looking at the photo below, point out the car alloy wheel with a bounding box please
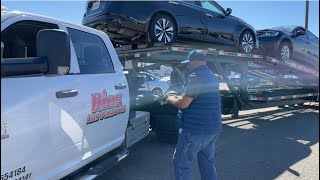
[154,18,174,43]
[280,45,290,60]
[241,33,254,53]
[152,88,163,96]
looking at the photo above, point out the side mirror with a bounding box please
[296,29,306,36]
[37,29,71,75]
[225,8,232,16]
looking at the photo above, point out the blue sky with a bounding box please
[2,1,319,37]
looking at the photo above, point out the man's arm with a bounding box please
[166,72,200,109]
[166,95,194,109]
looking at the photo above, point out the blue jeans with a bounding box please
[173,128,220,180]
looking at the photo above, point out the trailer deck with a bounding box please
[115,43,319,117]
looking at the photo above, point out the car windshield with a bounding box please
[271,25,296,32]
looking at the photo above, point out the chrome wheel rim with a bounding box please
[241,33,254,53]
[152,89,162,96]
[281,45,290,60]
[154,18,174,43]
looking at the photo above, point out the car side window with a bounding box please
[201,1,224,15]
[1,21,59,59]
[307,32,319,45]
[143,74,154,81]
[67,27,114,74]
[148,75,155,81]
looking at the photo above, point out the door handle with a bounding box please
[115,84,127,90]
[56,90,78,99]
[206,13,213,18]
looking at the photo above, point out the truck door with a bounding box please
[65,25,130,162]
[1,19,86,179]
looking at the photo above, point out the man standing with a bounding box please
[166,50,222,180]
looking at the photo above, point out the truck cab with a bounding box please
[1,8,131,180]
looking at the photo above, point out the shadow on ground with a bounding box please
[97,104,319,180]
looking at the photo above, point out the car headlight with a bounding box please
[259,31,279,37]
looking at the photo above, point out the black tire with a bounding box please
[153,113,179,144]
[152,88,163,96]
[239,30,255,54]
[278,105,286,108]
[149,14,177,45]
[277,41,292,61]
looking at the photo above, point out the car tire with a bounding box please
[152,88,163,96]
[149,14,177,45]
[277,41,292,61]
[239,30,255,54]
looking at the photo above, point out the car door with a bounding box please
[1,18,86,179]
[199,1,236,46]
[171,1,207,41]
[291,27,310,65]
[306,31,319,68]
[65,25,129,163]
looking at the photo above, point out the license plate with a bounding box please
[91,1,100,10]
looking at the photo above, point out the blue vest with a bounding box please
[178,66,222,134]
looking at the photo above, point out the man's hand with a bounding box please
[165,95,177,104]
[166,95,193,109]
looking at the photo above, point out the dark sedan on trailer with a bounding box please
[257,25,319,68]
[82,1,259,53]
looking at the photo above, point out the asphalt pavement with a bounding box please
[97,103,319,180]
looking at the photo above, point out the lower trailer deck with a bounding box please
[116,44,319,117]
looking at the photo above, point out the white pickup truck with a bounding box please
[1,7,150,180]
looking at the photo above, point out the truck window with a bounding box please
[66,27,115,74]
[1,21,59,59]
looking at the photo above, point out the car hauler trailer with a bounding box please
[114,43,319,143]
[2,7,318,180]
